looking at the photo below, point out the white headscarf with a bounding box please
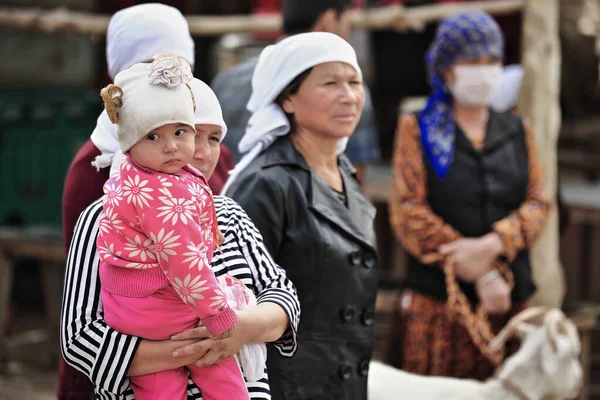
[221,32,362,194]
[91,3,195,172]
[106,3,194,81]
[189,78,228,139]
[489,64,523,112]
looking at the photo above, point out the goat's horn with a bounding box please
[490,307,551,350]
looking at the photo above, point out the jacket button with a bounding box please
[358,360,370,377]
[339,364,353,380]
[340,306,356,322]
[361,252,376,269]
[348,251,362,266]
[361,309,375,326]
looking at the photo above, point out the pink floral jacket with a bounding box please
[97,156,237,336]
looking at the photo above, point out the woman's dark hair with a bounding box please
[275,68,313,133]
[282,0,351,35]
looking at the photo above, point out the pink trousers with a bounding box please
[102,285,249,400]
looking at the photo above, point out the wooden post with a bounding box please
[578,0,600,78]
[518,0,565,308]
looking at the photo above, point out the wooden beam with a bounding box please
[0,0,525,37]
[355,0,525,32]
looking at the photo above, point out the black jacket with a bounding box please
[405,110,536,303]
[226,136,378,400]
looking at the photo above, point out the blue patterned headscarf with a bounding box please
[419,11,504,178]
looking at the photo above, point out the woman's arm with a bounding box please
[492,121,551,262]
[60,198,208,394]
[127,338,203,376]
[389,114,462,263]
[233,196,299,355]
[170,197,300,363]
[60,199,140,395]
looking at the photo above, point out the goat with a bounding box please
[368,307,583,400]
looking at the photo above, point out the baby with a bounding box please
[96,54,249,400]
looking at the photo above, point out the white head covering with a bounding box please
[189,78,228,139]
[109,54,195,153]
[488,64,524,112]
[106,3,195,80]
[221,32,362,194]
[91,3,195,171]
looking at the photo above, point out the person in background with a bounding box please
[211,0,379,183]
[489,64,570,235]
[388,11,550,380]
[224,32,378,400]
[59,4,233,399]
[60,77,300,400]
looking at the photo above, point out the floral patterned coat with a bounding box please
[96,156,237,335]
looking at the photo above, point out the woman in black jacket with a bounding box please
[224,32,378,400]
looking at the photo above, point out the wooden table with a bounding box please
[0,227,64,368]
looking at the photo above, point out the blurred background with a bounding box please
[0,0,599,399]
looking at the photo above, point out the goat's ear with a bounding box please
[541,335,571,375]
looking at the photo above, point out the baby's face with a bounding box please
[129,123,196,174]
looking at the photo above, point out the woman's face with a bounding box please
[190,124,222,180]
[281,62,364,142]
[443,55,501,85]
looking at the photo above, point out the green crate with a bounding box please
[0,86,100,228]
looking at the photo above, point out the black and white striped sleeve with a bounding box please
[60,198,141,395]
[218,197,300,357]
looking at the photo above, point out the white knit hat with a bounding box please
[104,54,196,153]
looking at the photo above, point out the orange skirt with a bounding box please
[387,290,525,381]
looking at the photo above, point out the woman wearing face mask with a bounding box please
[388,11,550,380]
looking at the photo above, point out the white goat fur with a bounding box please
[368,308,583,400]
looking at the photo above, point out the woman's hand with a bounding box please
[439,233,504,282]
[475,274,511,314]
[171,311,255,368]
[171,302,288,367]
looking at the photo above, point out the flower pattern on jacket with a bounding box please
[156,197,196,225]
[97,156,236,326]
[124,235,156,262]
[122,174,153,208]
[172,274,210,305]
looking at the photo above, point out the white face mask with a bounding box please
[449,65,502,106]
